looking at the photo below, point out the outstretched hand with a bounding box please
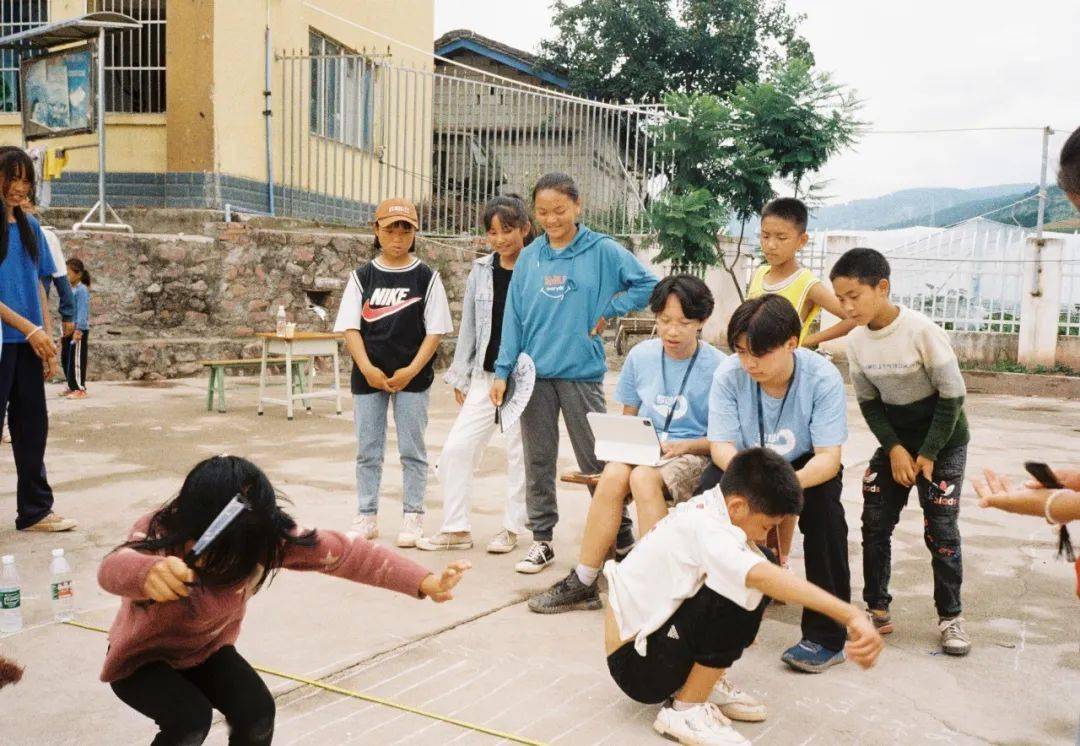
[420,560,472,603]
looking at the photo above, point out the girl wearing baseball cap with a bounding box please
[333,199,453,547]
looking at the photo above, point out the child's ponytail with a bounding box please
[67,258,91,287]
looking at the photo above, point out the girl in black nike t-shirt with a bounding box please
[333,198,453,548]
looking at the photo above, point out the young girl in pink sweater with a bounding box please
[98,455,469,746]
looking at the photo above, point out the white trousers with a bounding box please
[435,371,527,534]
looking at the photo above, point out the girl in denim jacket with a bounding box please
[417,196,534,555]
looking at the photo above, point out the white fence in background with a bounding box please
[276,51,668,235]
[816,219,1077,334]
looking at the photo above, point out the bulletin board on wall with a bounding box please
[20,43,96,141]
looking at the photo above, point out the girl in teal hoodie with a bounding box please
[490,172,657,574]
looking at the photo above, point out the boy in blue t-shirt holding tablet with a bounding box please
[700,294,850,673]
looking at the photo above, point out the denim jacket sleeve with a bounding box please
[443,264,479,393]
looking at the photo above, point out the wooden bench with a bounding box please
[613,316,657,355]
[201,357,311,413]
[560,471,602,489]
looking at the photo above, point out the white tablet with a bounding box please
[587,412,671,467]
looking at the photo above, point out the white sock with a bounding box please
[574,563,599,586]
[672,699,701,711]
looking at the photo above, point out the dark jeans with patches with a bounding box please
[861,443,966,618]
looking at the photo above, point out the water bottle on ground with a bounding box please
[276,305,287,336]
[0,555,22,633]
[49,549,74,622]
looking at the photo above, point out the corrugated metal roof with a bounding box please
[0,12,139,50]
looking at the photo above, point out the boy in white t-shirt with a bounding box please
[603,448,883,745]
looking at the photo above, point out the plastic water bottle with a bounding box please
[0,554,21,633]
[49,548,74,622]
[276,305,287,336]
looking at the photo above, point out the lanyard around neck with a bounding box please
[659,342,700,435]
[756,354,797,448]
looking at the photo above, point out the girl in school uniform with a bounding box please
[62,258,91,398]
[0,148,73,532]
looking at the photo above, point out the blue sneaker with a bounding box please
[781,639,845,673]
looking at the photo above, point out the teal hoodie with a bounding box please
[494,225,657,381]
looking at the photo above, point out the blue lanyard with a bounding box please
[756,355,797,448]
[659,343,700,436]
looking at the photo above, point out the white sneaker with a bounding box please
[416,531,473,551]
[351,514,378,540]
[653,702,749,745]
[397,513,424,548]
[514,541,554,574]
[486,530,518,554]
[939,616,971,656]
[711,678,767,722]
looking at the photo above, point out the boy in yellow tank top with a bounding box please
[747,198,856,348]
[746,198,856,566]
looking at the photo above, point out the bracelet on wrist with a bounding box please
[1045,490,1067,525]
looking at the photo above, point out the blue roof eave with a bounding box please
[435,38,569,90]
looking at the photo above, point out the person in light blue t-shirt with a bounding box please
[701,294,850,675]
[706,343,846,459]
[528,276,728,618]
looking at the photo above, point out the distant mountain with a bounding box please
[725,183,1039,236]
[808,184,1035,230]
[880,185,1075,232]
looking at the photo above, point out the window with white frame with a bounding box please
[309,30,375,149]
[0,0,48,113]
[88,0,165,113]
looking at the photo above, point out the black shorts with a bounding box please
[606,585,768,704]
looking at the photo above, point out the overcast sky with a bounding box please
[434,0,1078,205]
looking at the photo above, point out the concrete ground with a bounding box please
[0,373,1078,745]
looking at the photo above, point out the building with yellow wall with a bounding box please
[0,0,433,219]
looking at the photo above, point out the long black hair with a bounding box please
[119,455,316,592]
[482,193,536,243]
[66,258,91,287]
[0,148,39,266]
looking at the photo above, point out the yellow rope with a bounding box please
[64,620,546,745]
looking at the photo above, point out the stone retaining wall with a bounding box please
[52,222,479,380]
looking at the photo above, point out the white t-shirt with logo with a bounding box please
[603,487,767,656]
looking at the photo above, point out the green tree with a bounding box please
[538,0,811,102]
[648,57,861,297]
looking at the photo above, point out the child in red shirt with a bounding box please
[98,455,469,745]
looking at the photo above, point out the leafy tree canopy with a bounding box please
[538,0,813,101]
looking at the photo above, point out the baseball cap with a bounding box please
[374,198,419,229]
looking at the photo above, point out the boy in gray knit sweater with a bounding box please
[830,248,971,657]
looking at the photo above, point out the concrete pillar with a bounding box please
[1018,235,1064,367]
